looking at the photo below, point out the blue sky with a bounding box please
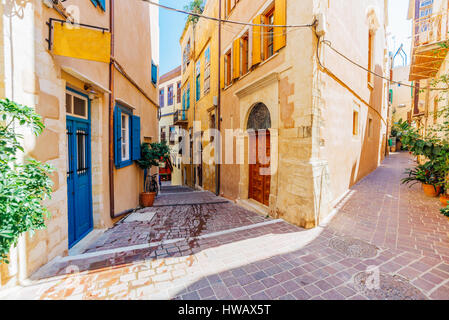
[388,0,412,67]
[159,0,191,76]
[159,0,412,74]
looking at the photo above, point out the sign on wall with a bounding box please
[52,23,111,63]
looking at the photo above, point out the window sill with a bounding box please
[224,53,280,90]
[259,52,279,67]
[116,160,133,169]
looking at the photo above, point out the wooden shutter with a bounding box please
[274,0,286,52]
[220,55,225,88]
[131,115,141,161]
[113,106,121,167]
[252,15,262,66]
[233,38,240,79]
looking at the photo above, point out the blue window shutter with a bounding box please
[114,106,121,167]
[187,88,190,109]
[97,0,106,11]
[131,116,141,161]
[151,62,158,85]
[91,0,106,11]
[182,91,185,110]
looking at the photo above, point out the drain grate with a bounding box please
[329,236,379,259]
[354,272,427,300]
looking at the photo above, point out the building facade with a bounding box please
[0,0,159,288]
[391,66,414,125]
[408,0,449,138]
[180,0,389,229]
[159,66,182,186]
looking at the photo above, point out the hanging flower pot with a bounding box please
[422,184,441,197]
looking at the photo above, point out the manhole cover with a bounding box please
[329,236,378,258]
[354,272,427,300]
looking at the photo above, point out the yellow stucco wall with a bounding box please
[0,0,158,288]
[180,0,389,229]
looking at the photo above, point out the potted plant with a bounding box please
[440,205,449,219]
[401,162,443,197]
[136,142,170,207]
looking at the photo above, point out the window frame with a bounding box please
[224,49,232,86]
[352,105,360,137]
[167,85,174,106]
[159,88,165,108]
[121,113,130,162]
[66,91,88,120]
[177,81,182,104]
[241,32,249,75]
[115,104,138,169]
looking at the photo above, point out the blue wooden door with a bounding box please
[66,117,93,248]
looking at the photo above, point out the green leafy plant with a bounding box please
[136,142,170,193]
[0,98,54,264]
[401,162,444,190]
[184,0,204,25]
[394,119,449,193]
[440,205,449,218]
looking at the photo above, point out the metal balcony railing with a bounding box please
[174,109,187,124]
[413,12,449,49]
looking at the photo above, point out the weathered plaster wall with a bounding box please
[159,71,182,186]
[0,0,158,288]
[391,66,413,124]
[316,0,388,220]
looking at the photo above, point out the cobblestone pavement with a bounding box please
[2,153,449,300]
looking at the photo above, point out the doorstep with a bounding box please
[68,229,106,256]
[236,198,270,217]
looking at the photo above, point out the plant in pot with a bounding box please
[440,205,449,219]
[136,142,170,207]
[401,161,444,197]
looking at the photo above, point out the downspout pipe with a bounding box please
[215,0,222,196]
[108,0,116,218]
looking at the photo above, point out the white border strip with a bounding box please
[58,219,284,263]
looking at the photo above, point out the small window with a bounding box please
[353,110,359,136]
[168,85,174,106]
[66,91,88,119]
[225,50,232,86]
[177,81,182,103]
[66,93,72,113]
[159,89,165,108]
[265,12,275,60]
[121,113,130,161]
[114,105,141,168]
[161,126,166,143]
[368,118,373,138]
[241,32,249,75]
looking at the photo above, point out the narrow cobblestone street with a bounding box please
[2,153,449,300]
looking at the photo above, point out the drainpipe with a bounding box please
[108,0,116,218]
[215,0,222,196]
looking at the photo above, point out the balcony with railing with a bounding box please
[174,109,188,125]
[409,12,449,81]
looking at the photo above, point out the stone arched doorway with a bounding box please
[247,103,271,206]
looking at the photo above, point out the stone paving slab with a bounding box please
[82,200,270,254]
[2,153,449,300]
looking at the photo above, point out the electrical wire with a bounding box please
[149,0,447,92]
[143,0,316,29]
[320,39,448,91]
